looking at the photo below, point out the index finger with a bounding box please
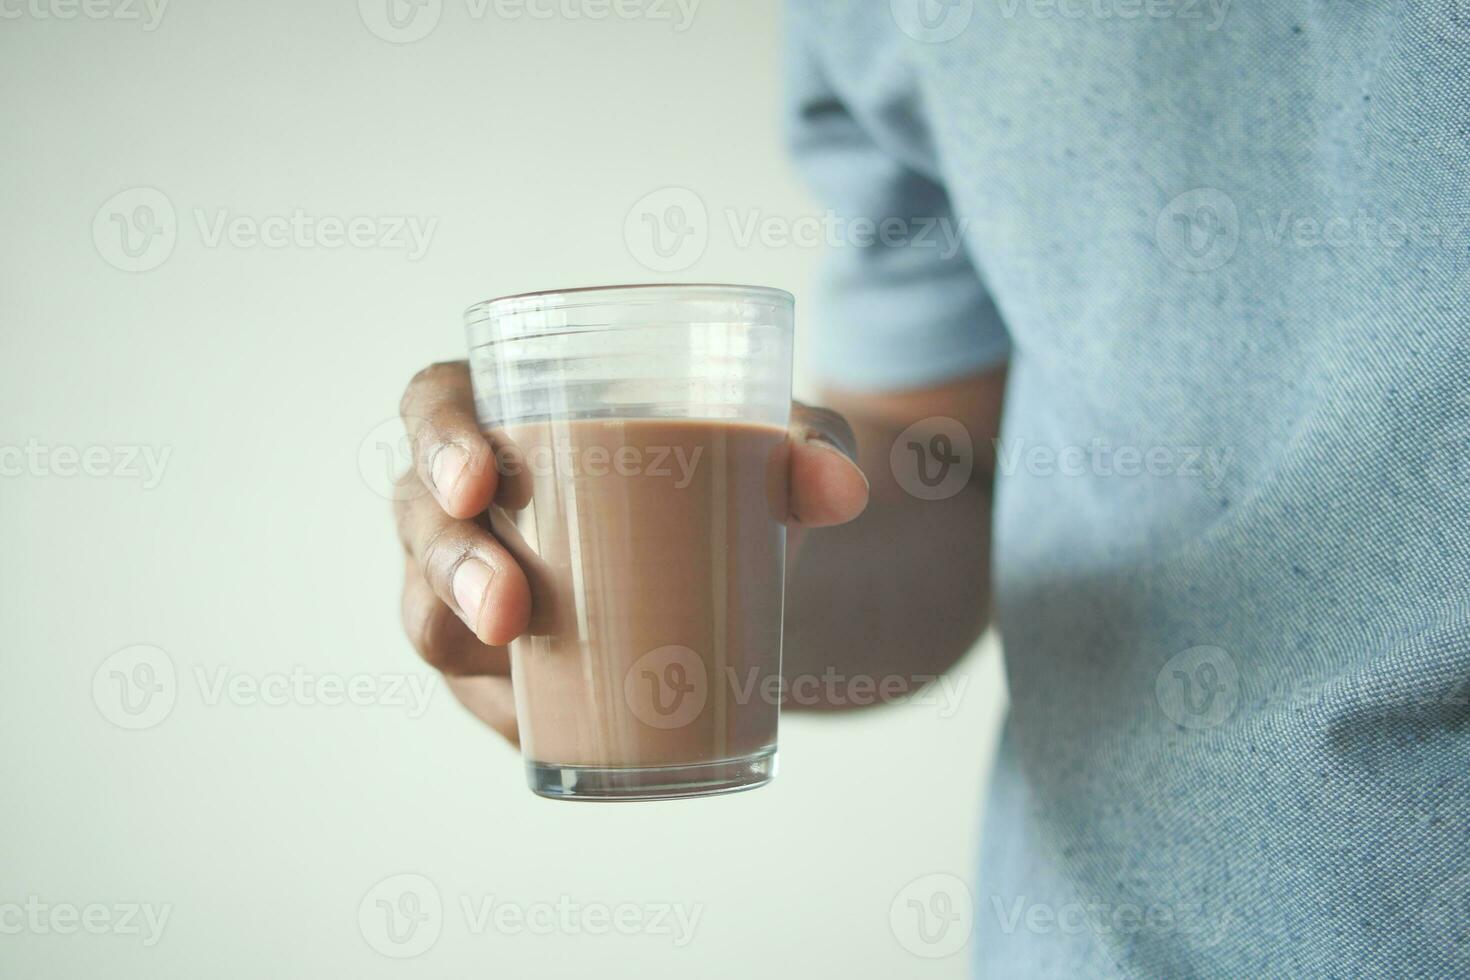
[400,360,498,519]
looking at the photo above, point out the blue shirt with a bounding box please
[786,2,1470,975]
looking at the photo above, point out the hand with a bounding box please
[392,360,870,743]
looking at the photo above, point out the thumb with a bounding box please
[788,402,869,528]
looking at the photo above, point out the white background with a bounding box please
[0,1,1006,976]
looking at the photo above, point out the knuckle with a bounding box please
[421,360,467,392]
[401,590,440,653]
[401,360,464,415]
[392,487,431,549]
[393,468,422,507]
[419,520,473,578]
[409,421,443,471]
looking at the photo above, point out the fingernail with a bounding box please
[805,430,859,466]
[431,444,469,502]
[452,559,495,634]
[804,430,869,490]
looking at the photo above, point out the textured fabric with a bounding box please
[786,2,1470,976]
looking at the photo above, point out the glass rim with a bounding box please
[465,282,794,322]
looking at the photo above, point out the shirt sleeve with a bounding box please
[785,22,1011,390]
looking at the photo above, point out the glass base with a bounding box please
[527,748,776,802]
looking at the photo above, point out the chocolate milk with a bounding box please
[488,418,789,770]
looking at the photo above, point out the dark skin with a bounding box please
[392,360,1006,742]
